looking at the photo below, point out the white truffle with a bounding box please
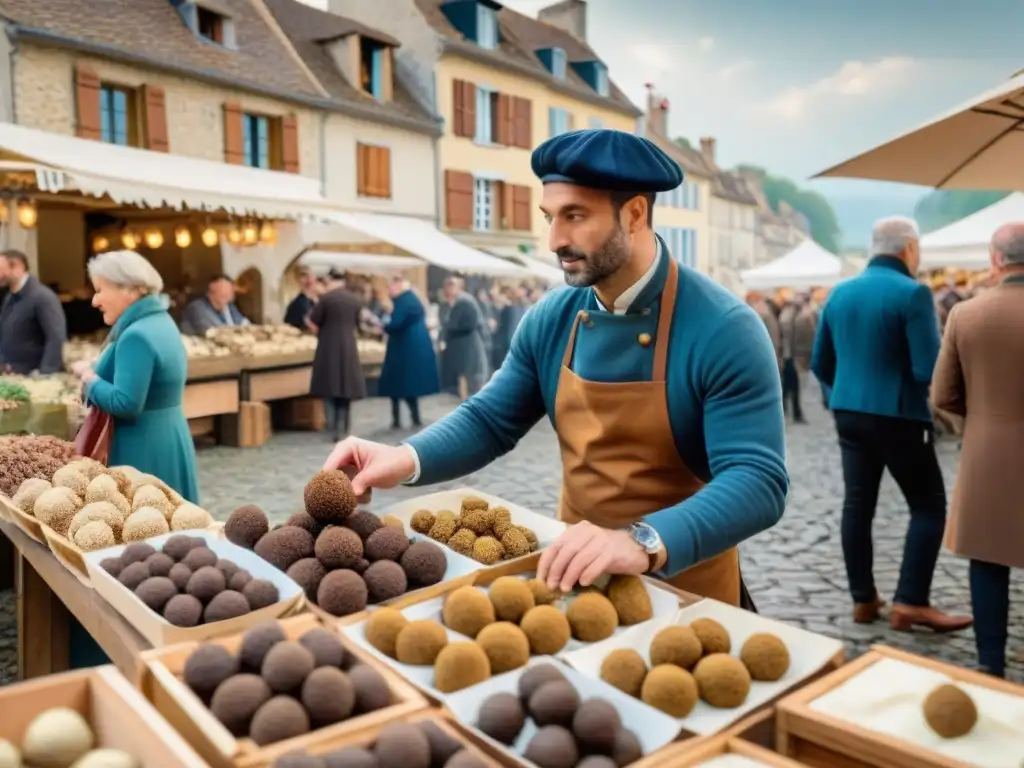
[33,487,82,536]
[64,458,105,480]
[68,502,124,542]
[21,707,94,768]
[169,503,212,532]
[0,739,21,768]
[130,485,171,519]
[121,507,169,541]
[13,478,51,514]
[52,467,89,499]
[73,521,116,552]
[70,749,138,768]
[84,474,119,504]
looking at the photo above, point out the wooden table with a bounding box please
[0,519,150,681]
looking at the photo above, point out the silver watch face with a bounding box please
[630,523,660,553]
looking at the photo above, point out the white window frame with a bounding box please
[476,3,498,50]
[594,64,609,97]
[549,106,569,137]
[551,47,567,80]
[473,177,494,232]
[588,116,604,129]
[475,86,494,144]
[656,226,697,270]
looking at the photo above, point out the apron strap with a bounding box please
[560,310,586,369]
[652,257,680,382]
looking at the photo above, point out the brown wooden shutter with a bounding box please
[462,81,477,137]
[356,143,368,195]
[141,84,169,152]
[494,181,513,229]
[451,79,465,137]
[512,185,532,231]
[223,101,244,165]
[495,94,512,146]
[376,147,391,198]
[445,170,474,230]
[566,111,575,130]
[75,66,102,140]
[281,114,300,173]
[513,97,532,149]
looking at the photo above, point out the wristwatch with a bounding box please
[628,522,662,573]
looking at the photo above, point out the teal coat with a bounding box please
[86,295,199,503]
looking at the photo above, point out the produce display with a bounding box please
[0,705,141,768]
[0,435,75,496]
[357,338,386,365]
[224,470,448,617]
[12,459,214,551]
[409,496,540,565]
[63,335,105,368]
[0,374,82,408]
[474,663,642,768]
[923,683,977,738]
[180,620,393,746]
[0,379,29,411]
[180,336,233,359]
[203,325,317,356]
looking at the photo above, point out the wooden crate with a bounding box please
[776,644,1024,768]
[139,613,428,768]
[221,401,272,448]
[277,396,325,431]
[183,379,240,420]
[653,733,811,766]
[187,355,243,381]
[247,366,312,401]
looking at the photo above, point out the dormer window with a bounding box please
[594,63,609,97]
[360,38,385,99]
[180,1,236,49]
[440,1,500,51]
[571,60,611,98]
[476,2,498,49]
[197,7,223,43]
[544,47,566,80]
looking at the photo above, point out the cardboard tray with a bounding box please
[653,734,813,767]
[139,613,429,768]
[84,529,305,647]
[1,492,46,543]
[0,665,206,768]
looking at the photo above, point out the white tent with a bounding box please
[920,192,1024,270]
[741,239,843,291]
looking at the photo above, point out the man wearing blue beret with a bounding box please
[325,129,788,607]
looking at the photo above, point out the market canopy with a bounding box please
[0,121,332,219]
[299,250,424,274]
[920,192,1023,270]
[741,239,843,291]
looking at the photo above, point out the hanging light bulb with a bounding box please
[258,220,276,244]
[227,225,244,246]
[16,198,37,229]
[121,229,139,250]
[0,202,9,224]
[242,220,259,245]
[143,228,164,250]
[174,224,192,248]
[201,226,219,248]
[92,235,110,253]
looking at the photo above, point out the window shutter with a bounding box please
[356,143,369,195]
[462,81,477,138]
[495,94,512,146]
[74,66,102,140]
[141,84,169,152]
[281,114,300,173]
[451,79,464,137]
[566,111,575,130]
[512,185,532,231]
[494,181,513,229]
[223,101,244,164]
[445,170,474,230]
[513,97,532,149]
[375,147,391,199]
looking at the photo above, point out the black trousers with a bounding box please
[970,559,1010,676]
[782,358,803,421]
[833,410,947,607]
[391,397,421,427]
[323,397,350,439]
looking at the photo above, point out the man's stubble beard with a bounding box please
[558,223,631,288]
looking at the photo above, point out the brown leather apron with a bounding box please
[554,257,742,605]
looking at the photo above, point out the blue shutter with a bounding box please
[371,47,384,99]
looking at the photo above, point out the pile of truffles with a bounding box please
[0,706,140,768]
[475,664,642,768]
[268,720,486,768]
[922,683,977,739]
[13,459,213,551]
[0,435,75,496]
[409,496,540,565]
[203,324,317,356]
[182,621,393,746]
[103,537,280,627]
[225,470,448,617]
[599,618,790,717]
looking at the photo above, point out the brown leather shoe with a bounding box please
[889,604,973,633]
[852,597,885,624]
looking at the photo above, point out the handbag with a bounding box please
[75,405,113,465]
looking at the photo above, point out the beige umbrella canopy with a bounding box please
[814,69,1024,189]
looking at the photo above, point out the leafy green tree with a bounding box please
[914,190,1008,233]
[674,137,694,151]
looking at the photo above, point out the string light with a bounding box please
[227,226,244,246]
[143,228,164,249]
[259,220,276,244]
[121,230,139,250]
[16,198,37,229]
[174,225,192,248]
[242,220,259,245]
[92,235,110,253]
[201,227,219,247]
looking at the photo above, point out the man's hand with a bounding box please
[323,437,416,497]
[536,520,648,593]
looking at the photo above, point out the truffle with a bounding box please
[301,667,355,725]
[323,748,376,768]
[70,748,139,768]
[566,593,619,643]
[287,558,327,602]
[162,535,194,561]
[395,620,448,665]
[120,541,156,566]
[460,496,488,514]
[400,541,447,587]
[186,566,226,603]
[100,557,122,577]
[380,515,402,530]
[249,696,310,746]
[518,663,566,703]
[205,590,251,622]
[316,569,368,617]
[692,654,750,708]
[572,699,621,755]
[459,510,491,535]
[606,576,652,626]
[168,562,193,591]
[131,484,171,515]
[477,692,525,745]
[145,552,175,578]
[184,644,239,700]
[475,622,530,674]
[73,520,115,552]
[121,508,170,541]
[171,503,213,532]
[164,594,203,627]
[442,586,495,638]
[523,726,578,768]
[446,529,477,557]
[14,477,51,513]
[599,649,648,698]
[575,759,616,768]
[365,527,410,562]
[471,536,504,565]
[255,527,316,572]
[53,466,89,498]
[262,641,316,693]
[216,558,241,580]
[365,607,409,658]
[242,579,280,610]
[105,468,133,497]
[641,664,698,717]
[690,618,731,656]
[488,577,535,623]
[649,625,702,671]
[229,570,253,591]
[426,511,457,543]
[345,510,384,541]
[33,486,80,536]
[518,527,539,552]
[299,627,347,669]
[739,633,790,682]
[210,674,272,735]
[364,560,408,603]
[500,529,531,559]
[528,680,580,728]
[349,663,392,713]
[240,621,287,670]
[272,753,325,768]
[21,706,94,768]
[315,527,364,570]
[409,510,434,535]
[68,501,124,542]
[434,642,491,693]
[923,683,977,738]
[225,505,269,549]
[83,473,118,504]
[304,470,357,522]
[527,579,561,606]
[117,561,151,591]
[420,721,462,768]
[374,722,430,768]
[285,511,321,536]
[134,576,178,613]
[611,730,642,767]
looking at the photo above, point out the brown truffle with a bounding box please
[120,542,156,567]
[225,505,270,548]
[518,663,566,703]
[442,586,495,638]
[410,510,434,535]
[611,729,642,767]
[210,674,272,735]
[381,515,404,530]
[573,699,622,755]
[459,510,491,535]
[529,680,580,728]
[315,527,364,570]
[471,536,504,565]
[476,622,530,674]
[262,641,316,693]
[396,620,448,665]
[365,526,411,562]
[641,664,698,717]
[299,627,347,669]
[243,579,280,610]
[216,558,241,580]
[301,667,355,725]
[100,557,122,577]
[600,649,648,698]
[145,552,175,578]
[182,546,218,571]
[365,607,410,658]
[117,561,151,591]
[434,642,491,693]
[418,721,463,768]
[349,663,392,713]
[500,529,531,559]
[575,758,616,768]
[690,618,731,656]
[527,579,561,606]
[923,683,978,738]
[374,722,430,768]
[460,496,489,514]
[692,653,750,708]
[488,577,535,623]
[317,569,368,617]
[345,510,384,541]
[164,594,203,627]
[519,605,572,656]
[324,749,376,768]
[364,560,408,603]
[606,576,652,626]
[649,625,703,671]
[400,541,447,587]
[240,621,287,670]
[184,644,239,700]
[304,470,357,522]
[168,562,192,591]
[229,569,253,591]
[426,511,457,543]
[739,633,790,682]
[524,726,578,768]
[285,511,321,536]
[287,558,327,601]
[249,696,310,746]
[205,590,251,622]
[446,528,477,557]
[186,566,226,603]
[566,593,619,643]
[135,576,178,613]
[255,527,316,572]
[477,691,525,745]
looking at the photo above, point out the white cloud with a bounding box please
[718,60,754,80]
[750,57,917,121]
[628,43,675,75]
[697,36,715,53]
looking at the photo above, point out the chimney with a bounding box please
[538,0,587,42]
[645,83,668,136]
[699,136,716,164]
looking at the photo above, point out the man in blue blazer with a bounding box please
[812,216,972,633]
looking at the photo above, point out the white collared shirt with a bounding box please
[593,242,663,314]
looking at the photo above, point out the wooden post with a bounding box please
[0,535,14,591]
[16,553,69,679]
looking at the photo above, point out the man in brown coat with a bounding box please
[932,222,1024,678]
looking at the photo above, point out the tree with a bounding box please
[674,137,694,151]
[734,165,842,253]
[914,190,1009,233]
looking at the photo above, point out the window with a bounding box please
[197,7,223,43]
[360,39,385,99]
[99,85,135,146]
[475,87,499,143]
[550,47,567,80]
[588,116,604,129]
[473,178,494,231]
[242,113,271,169]
[655,181,700,211]
[594,64,609,97]
[476,3,498,49]
[656,226,698,270]
[549,107,570,137]
[357,143,391,198]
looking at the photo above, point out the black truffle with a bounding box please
[301,666,355,725]
[186,566,227,603]
[135,576,178,613]
[120,542,156,567]
[167,562,192,591]
[523,726,578,768]
[117,561,151,591]
[182,546,218,571]
[419,721,462,768]
[243,579,280,610]
[374,722,430,768]
[315,527,364,570]
[345,510,383,541]
[400,541,446,587]
[229,569,253,591]
[349,663,391,713]
[576,758,616,768]
[365,527,410,562]
[225,504,270,549]
[611,729,641,767]
[477,692,525,745]
[444,752,487,768]
[164,594,203,627]
[572,699,621,756]
[324,748,377,768]
[285,510,322,536]
[287,558,327,602]
[272,753,325,768]
[216,558,241,580]
[184,644,239,700]
[316,569,367,617]
[304,470,357,523]
[205,590,251,622]
[240,621,287,670]
[298,627,347,669]
[210,673,272,736]
[262,641,316,693]
[529,681,580,728]
[353,558,370,575]
[145,552,175,578]
[518,664,567,704]
[190,536,206,548]
[162,534,194,561]
[364,560,408,603]
[255,527,316,571]
[100,557,123,577]
[249,696,310,746]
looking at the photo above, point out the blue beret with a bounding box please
[531,129,683,192]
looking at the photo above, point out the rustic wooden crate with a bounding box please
[652,732,811,766]
[247,366,312,401]
[183,379,240,420]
